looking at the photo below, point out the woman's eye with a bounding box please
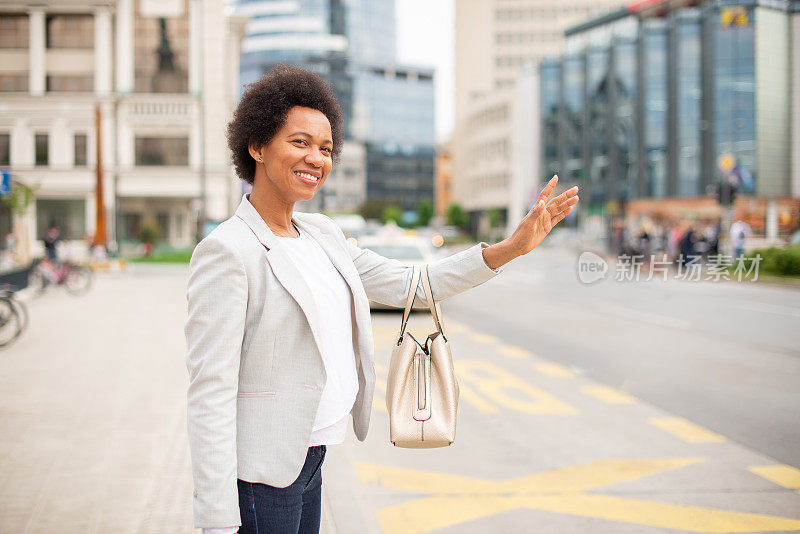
[292,139,306,145]
[322,147,332,154]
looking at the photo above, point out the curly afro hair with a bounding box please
[226,64,344,185]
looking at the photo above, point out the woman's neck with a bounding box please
[248,183,297,237]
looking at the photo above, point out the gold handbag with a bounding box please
[386,265,459,448]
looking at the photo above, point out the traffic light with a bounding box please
[716,181,738,206]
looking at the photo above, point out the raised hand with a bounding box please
[507,175,579,256]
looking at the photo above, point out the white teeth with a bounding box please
[295,171,318,181]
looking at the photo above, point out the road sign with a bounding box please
[0,170,9,197]
[721,6,748,27]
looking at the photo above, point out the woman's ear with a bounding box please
[248,144,262,162]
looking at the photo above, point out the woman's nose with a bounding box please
[305,149,324,167]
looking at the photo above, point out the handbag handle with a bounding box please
[397,265,422,346]
[420,264,447,343]
[396,265,448,347]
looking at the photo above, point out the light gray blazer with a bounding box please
[185,194,503,528]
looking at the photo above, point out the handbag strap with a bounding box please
[397,265,422,346]
[420,264,447,343]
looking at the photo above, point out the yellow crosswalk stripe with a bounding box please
[582,385,637,404]
[648,417,726,443]
[498,345,533,359]
[534,362,575,376]
[470,332,500,344]
[748,464,800,494]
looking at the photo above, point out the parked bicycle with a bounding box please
[30,258,93,296]
[0,265,32,349]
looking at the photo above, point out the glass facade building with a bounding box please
[541,0,796,217]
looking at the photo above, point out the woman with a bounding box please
[185,64,578,534]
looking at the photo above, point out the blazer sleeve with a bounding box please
[184,236,247,529]
[325,217,504,308]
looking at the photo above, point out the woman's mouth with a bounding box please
[294,171,319,185]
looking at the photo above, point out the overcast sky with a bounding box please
[395,0,454,144]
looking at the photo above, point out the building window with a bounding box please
[0,14,29,48]
[0,74,29,92]
[46,75,93,92]
[74,133,87,167]
[35,134,48,166]
[134,136,189,166]
[36,198,86,240]
[0,134,9,166]
[46,15,94,49]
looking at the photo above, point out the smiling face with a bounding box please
[249,106,334,202]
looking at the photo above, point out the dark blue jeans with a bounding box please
[237,445,327,534]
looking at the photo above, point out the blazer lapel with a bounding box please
[234,195,326,361]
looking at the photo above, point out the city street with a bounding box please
[1,244,798,533]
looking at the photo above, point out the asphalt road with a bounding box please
[444,243,800,469]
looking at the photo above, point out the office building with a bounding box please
[453,0,623,237]
[0,0,246,256]
[540,0,800,240]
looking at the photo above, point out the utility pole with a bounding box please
[94,104,106,249]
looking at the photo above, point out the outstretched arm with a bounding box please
[482,175,579,270]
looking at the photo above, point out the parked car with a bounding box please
[355,235,437,311]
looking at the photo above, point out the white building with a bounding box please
[453,0,622,237]
[0,0,246,258]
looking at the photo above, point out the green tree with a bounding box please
[358,199,392,221]
[138,219,162,256]
[488,208,503,228]
[415,198,434,227]
[1,181,40,264]
[381,205,403,225]
[446,203,467,229]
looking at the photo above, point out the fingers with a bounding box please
[552,205,574,226]
[547,186,579,216]
[538,175,559,204]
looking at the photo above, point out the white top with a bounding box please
[201,222,358,534]
[276,221,359,446]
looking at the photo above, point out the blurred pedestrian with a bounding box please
[668,220,684,264]
[678,223,696,267]
[636,220,652,261]
[730,218,752,259]
[612,218,626,257]
[43,224,60,263]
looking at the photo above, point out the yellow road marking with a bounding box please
[443,320,468,334]
[498,345,533,359]
[470,332,500,344]
[372,396,386,412]
[354,457,800,533]
[648,417,726,443]
[582,385,637,404]
[534,362,575,377]
[373,379,387,412]
[748,464,800,494]
[457,383,500,414]
[455,360,577,414]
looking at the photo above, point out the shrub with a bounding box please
[749,245,800,276]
